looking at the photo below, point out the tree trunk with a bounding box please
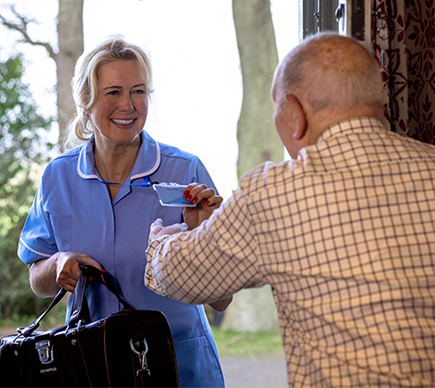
[57,0,84,152]
[222,0,282,332]
[232,0,282,178]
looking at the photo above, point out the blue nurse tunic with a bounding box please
[18,130,225,388]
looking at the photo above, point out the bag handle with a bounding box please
[68,264,134,327]
[79,264,133,309]
[18,287,67,337]
[19,264,133,337]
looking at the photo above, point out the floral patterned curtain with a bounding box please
[372,0,435,144]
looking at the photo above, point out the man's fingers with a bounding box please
[154,218,164,226]
[163,223,188,235]
[149,218,188,243]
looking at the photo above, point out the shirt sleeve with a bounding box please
[145,186,265,304]
[17,184,58,264]
[192,157,218,193]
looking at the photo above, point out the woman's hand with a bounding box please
[29,252,102,297]
[54,252,102,293]
[209,296,233,311]
[182,183,223,230]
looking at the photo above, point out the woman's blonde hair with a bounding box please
[65,35,153,149]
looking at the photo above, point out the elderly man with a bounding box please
[146,33,435,387]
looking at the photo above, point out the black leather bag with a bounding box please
[0,264,179,387]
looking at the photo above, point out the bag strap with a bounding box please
[19,264,134,337]
[79,264,134,309]
[18,287,67,337]
[68,264,134,327]
[67,265,91,327]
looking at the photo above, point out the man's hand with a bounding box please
[148,218,188,244]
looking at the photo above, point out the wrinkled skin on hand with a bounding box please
[53,252,102,293]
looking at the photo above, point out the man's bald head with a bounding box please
[273,33,383,117]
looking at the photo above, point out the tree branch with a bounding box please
[0,5,56,60]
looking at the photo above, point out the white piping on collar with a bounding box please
[77,146,97,180]
[131,140,161,180]
[77,139,161,181]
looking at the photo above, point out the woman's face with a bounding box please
[88,60,149,148]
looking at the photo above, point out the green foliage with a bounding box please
[0,55,54,319]
[211,328,284,356]
[0,298,67,331]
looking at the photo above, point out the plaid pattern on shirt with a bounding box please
[146,117,435,387]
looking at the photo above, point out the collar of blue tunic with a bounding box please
[76,130,161,183]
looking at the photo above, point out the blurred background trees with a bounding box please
[0,55,53,319]
[220,0,281,332]
[0,0,83,321]
[0,0,83,152]
[0,0,286,330]
[233,0,282,178]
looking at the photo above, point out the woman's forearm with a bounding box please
[29,255,60,298]
[29,251,102,297]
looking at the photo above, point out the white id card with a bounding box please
[153,183,196,207]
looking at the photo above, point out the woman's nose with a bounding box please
[119,93,134,113]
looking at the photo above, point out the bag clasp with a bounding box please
[35,339,54,365]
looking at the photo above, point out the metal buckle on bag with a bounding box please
[35,339,54,364]
[130,338,150,377]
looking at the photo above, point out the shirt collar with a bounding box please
[317,117,385,144]
[77,131,161,181]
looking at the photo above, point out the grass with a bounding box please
[2,320,284,357]
[211,327,285,357]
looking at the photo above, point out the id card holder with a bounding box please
[153,183,196,207]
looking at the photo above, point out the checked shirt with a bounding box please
[146,117,435,387]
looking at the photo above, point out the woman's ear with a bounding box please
[285,94,307,140]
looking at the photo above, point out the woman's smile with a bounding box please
[112,118,136,125]
[87,60,149,147]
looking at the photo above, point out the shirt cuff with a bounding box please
[145,236,170,295]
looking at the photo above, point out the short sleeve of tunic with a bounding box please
[18,165,60,264]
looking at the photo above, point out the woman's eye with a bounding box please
[107,90,119,96]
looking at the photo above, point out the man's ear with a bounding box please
[285,93,307,140]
